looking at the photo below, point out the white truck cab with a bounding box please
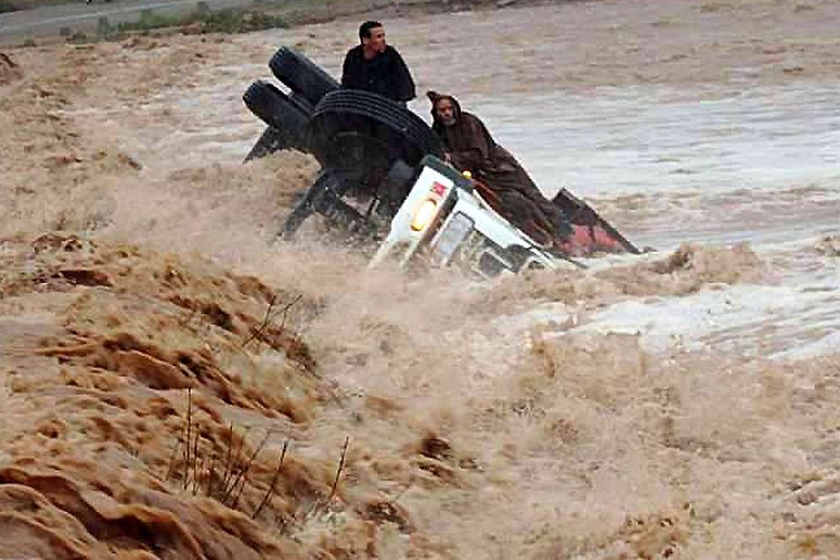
[370,156,580,278]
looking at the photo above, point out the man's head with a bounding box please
[359,21,386,55]
[433,96,457,127]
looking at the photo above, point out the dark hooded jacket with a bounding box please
[341,45,416,103]
[428,91,571,241]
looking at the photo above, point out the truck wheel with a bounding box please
[243,80,309,153]
[288,91,314,117]
[269,46,339,107]
[306,89,444,170]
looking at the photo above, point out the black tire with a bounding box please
[306,89,444,170]
[243,80,309,152]
[288,91,314,117]
[269,46,339,107]
[244,126,285,162]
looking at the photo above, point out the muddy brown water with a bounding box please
[1,0,839,558]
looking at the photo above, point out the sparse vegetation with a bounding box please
[4,0,535,48]
[113,7,288,35]
[200,8,288,33]
[114,9,179,34]
[699,1,725,13]
[164,387,350,528]
[3,0,109,7]
[66,30,88,44]
[49,5,289,44]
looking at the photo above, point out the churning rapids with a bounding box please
[1,0,838,558]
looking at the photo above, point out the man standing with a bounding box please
[341,21,416,104]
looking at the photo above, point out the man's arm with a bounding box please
[341,50,356,88]
[449,115,493,172]
[389,48,416,102]
[449,147,485,173]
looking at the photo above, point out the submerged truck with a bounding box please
[243,47,639,278]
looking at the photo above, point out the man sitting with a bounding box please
[427,91,576,248]
[427,91,627,256]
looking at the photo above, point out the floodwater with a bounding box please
[1,0,840,558]
[473,87,840,363]
[106,16,840,364]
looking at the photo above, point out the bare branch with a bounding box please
[222,428,272,506]
[183,388,193,490]
[241,293,303,350]
[219,423,235,495]
[327,436,350,503]
[191,428,201,495]
[252,439,290,519]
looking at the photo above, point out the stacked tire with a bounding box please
[242,81,309,158]
[268,46,339,107]
[306,89,443,169]
[243,47,339,161]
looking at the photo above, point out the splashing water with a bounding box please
[1,1,839,558]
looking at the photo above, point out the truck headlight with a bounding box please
[411,199,438,231]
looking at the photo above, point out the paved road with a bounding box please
[0,0,259,46]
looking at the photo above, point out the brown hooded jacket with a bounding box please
[427,91,571,241]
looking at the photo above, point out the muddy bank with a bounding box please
[0,233,456,558]
[4,232,838,558]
